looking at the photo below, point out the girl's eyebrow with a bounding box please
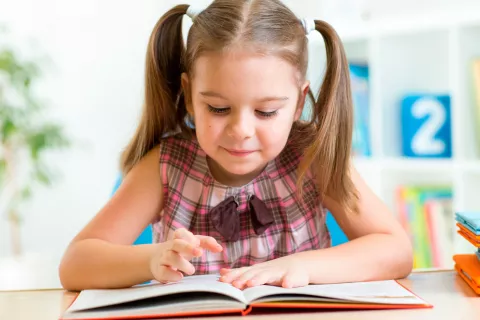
[200,91,227,99]
[257,96,289,102]
[200,91,289,102]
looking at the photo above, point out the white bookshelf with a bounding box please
[306,5,480,262]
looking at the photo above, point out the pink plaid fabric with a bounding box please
[152,134,331,274]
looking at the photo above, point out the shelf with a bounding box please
[353,158,455,172]
[460,161,480,173]
[382,158,454,172]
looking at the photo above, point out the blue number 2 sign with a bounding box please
[401,95,452,158]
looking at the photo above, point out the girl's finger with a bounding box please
[246,270,274,288]
[247,267,287,287]
[161,250,196,275]
[196,235,223,252]
[173,228,200,246]
[220,268,231,276]
[154,265,183,283]
[220,267,249,283]
[232,268,263,289]
[169,239,202,259]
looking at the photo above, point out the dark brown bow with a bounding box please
[209,195,274,242]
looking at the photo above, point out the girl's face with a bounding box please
[182,50,309,186]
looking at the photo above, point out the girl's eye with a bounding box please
[208,105,229,114]
[256,110,278,118]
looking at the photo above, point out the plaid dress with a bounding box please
[152,134,331,274]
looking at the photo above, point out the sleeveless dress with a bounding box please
[152,134,331,274]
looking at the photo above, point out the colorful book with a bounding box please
[453,254,480,295]
[455,212,480,235]
[456,222,480,247]
[426,199,453,268]
[396,185,453,269]
[60,274,431,319]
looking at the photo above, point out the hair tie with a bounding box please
[186,4,203,21]
[301,18,316,35]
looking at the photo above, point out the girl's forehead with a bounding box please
[191,50,301,86]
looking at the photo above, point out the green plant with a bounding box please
[0,27,70,256]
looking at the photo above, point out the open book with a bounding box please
[61,274,432,319]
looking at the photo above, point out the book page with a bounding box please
[62,293,245,319]
[66,274,247,312]
[243,280,428,305]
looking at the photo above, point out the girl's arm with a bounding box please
[59,146,164,290]
[299,164,413,283]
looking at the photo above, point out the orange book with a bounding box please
[60,274,432,319]
[457,223,480,247]
[453,254,480,295]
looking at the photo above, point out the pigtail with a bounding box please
[297,20,359,215]
[121,4,191,174]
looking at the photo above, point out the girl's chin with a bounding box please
[220,163,267,178]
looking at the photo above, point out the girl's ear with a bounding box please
[294,80,310,121]
[181,73,194,116]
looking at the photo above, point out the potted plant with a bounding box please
[0,26,70,258]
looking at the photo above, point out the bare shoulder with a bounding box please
[71,145,164,245]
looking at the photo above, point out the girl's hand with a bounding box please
[149,228,223,283]
[219,255,309,289]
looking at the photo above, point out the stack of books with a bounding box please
[453,212,480,294]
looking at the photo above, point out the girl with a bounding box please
[59,0,413,291]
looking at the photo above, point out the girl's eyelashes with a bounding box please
[207,105,278,118]
[208,105,229,114]
[255,110,278,118]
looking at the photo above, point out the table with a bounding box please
[1,270,479,320]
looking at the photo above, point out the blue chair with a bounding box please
[326,212,348,246]
[111,176,347,246]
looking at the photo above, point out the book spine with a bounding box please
[424,201,439,267]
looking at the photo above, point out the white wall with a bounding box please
[0,0,324,262]
[0,0,176,261]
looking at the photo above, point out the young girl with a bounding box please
[59,0,413,291]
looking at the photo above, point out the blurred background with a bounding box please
[1,0,480,289]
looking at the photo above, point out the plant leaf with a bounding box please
[0,158,6,181]
[25,123,69,160]
[1,118,17,141]
[33,163,52,186]
[21,186,32,201]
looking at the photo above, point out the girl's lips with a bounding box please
[224,148,255,157]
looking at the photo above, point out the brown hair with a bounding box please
[121,0,359,214]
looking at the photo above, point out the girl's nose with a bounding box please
[228,112,254,140]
